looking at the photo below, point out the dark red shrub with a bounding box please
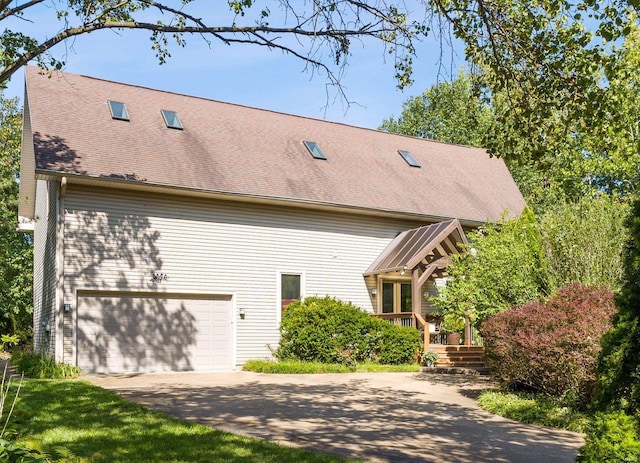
[481,283,616,402]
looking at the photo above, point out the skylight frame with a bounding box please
[161,109,184,130]
[107,100,129,121]
[398,150,421,168]
[303,140,327,160]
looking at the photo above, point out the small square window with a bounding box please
[303,141,327,160]
[398,150,421,168]
[161,109,183,130]
[108,101,129,121]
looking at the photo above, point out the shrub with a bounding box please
[11,352,81,379]
[577,411,640,462]
[595,199,640,416]
[481,283,616,402]
[277,296,421,365]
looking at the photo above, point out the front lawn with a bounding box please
[6,379,351,462]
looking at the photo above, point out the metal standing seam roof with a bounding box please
[21,66,526,225]
[365,219,467,275]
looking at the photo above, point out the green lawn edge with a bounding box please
[477,389,590,433]
[242,359,420,373]
[7,379,354,463]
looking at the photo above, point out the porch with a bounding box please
[365,219,485,369]
[372,312,486,369]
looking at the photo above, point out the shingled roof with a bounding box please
[21,66,525,225]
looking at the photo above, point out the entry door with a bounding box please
[381,281,412,313]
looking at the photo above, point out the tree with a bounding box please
[432,208,548,328]
[0,96,32,338]
[596,198,640,416]
[432,196,628,328]
[380,70,492,147]
[431,1,640,161]
[540,195,628,292]
[0,1,423,91]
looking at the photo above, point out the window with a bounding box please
[381,281,412,313]
[303,141,327,160]
[108,101,129,121]
[161,109,183,130]
[281,274,301,312]
[398,150,421,168]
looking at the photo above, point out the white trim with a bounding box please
[55,183,65,362]
[276,270,306,326]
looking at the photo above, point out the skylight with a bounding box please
[303,141,327,160]
[161,109,183,130]
[398,150,421,168]
[108,100,129,121]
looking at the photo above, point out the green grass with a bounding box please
[11,351,82,379]
[242,359,420,374]
[6,379,352,462]
[477,390,591,433]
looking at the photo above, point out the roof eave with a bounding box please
[34,169,490,227]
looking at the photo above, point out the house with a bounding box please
[18,66,526,374]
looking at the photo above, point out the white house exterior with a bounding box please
[19,67,526,374]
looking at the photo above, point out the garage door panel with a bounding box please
[77,294,232,374]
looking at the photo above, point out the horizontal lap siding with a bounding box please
[33,180,57,356]
[63,186,424,364]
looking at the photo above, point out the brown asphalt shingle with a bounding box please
[25,66,525,224]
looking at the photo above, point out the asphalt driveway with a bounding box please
[88,371,584,462]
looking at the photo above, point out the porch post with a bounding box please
[464,317,472,346]
[412,267,429,349]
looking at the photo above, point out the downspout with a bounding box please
[54,177,66,362]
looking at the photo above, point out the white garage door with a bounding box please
[77,293,233,374]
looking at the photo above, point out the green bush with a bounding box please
[11,352,81,379]
[277,296,421,365]
[577,411,640,462]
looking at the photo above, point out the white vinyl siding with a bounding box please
[33,180,57,355]
[63,186,425,365]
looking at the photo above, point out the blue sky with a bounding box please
[3,2,464,129]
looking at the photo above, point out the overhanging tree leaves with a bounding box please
[0,96,32,338]
[0,1,424,91]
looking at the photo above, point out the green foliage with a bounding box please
[11,352,81,379]
[0,97,32,339]
[243,359,354,373]
[277,296,421,365]
[0,334,20,352]
[481,284,616,403]
[577,411,640,463]
[477,390,590,433]
[242,359,420,373]
[0,439,49,463]
[596,198,640,416]
[420,350,439,367]
[433,196,627,327]
[8,380,350,462]
[380,70,492,147]
[440,313,464,333]
[540,195,628,292]
[432,208,547,327]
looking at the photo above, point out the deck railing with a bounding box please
[371,313,448,345]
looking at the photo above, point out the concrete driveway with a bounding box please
[88,371,583,462]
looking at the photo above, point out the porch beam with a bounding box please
[417,264,437,288]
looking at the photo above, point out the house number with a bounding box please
[151,273,169,283]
